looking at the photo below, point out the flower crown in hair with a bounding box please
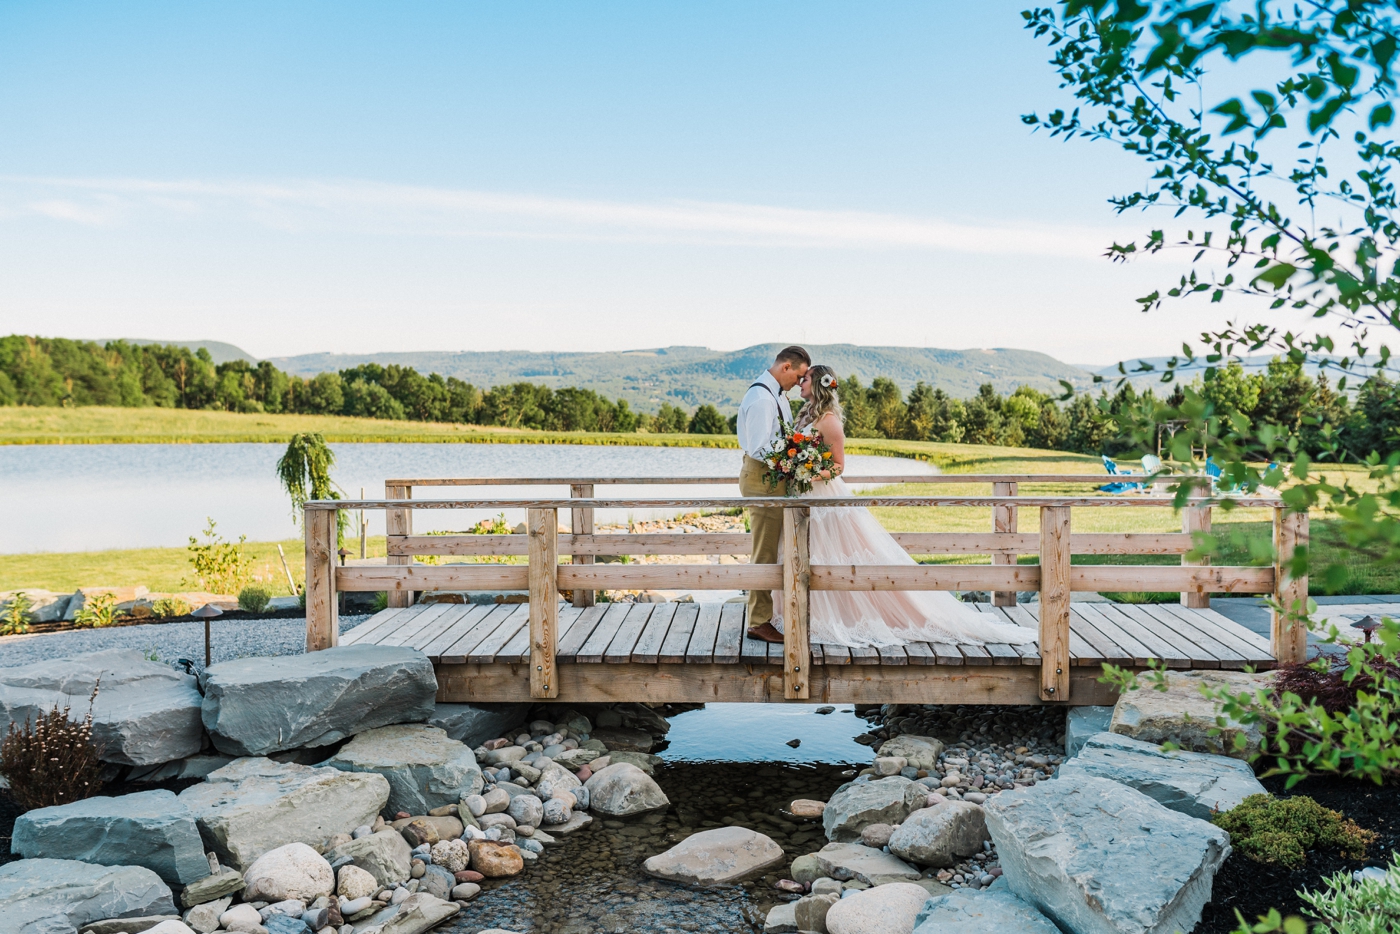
[820,374,837,389]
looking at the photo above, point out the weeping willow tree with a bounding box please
[276,433,345,546]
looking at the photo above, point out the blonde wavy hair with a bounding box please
[798,364,843,426]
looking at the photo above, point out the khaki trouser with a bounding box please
[740,455,786,625]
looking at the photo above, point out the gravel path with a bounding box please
[0,615,369,670]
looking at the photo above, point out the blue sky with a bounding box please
[0,2,1304,365]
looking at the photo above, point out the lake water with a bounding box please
[1,443,933,554]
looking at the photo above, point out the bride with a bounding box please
[768,365,1037,648]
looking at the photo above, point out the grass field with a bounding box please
[1,407,1389,597]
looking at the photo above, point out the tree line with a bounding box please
[3,335,1396,457]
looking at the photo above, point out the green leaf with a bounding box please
[1309,97,1347,134]
[1253,262,1298,290]
[1370,103,1394,130]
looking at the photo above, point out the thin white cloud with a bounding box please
[0,174,1125,258]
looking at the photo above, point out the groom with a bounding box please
[737,345,811,643]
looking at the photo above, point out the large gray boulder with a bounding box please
[12,790,209,885]
[323,829,413,887]
[1057,732,1267,820]
[201,645,437,756]
[825,882,929,934]
[583,763,669,817]
[1110,669,1271,760]
[876,735,944,770]
[914,889,1061,934]
[0,650,202,766]
[0,858,174,934]
[178,757,389,871]
[822,777,927,843]
[324,724,483,816]
[1065,706,1114,757]
[887,801,989,868]
[642,827,786,884]
[428,702,529,747]
[984,774,1231,934]
[811,842,921,886]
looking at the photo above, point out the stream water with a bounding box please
[450,703,869,934]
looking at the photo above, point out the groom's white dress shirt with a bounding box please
[737,370,793,460]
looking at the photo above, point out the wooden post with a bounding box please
[992,481,1019,606]
[528,507,560,699]
[1272,508,1310,664]
[1039,505,1071,701]
[570,483,595,608]
[1181,504,1211,608]
[305,507,339,652]
[386,484,413,608]
[781,506,811,700]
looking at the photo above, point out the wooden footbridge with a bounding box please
[302,474,1307,706]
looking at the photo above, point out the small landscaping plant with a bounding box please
[72,592,119,629]
[1212,794,1376,870]
[1,592,32,635]
[1300,853,1400,934]
[372,591,389,613]
[150,596,191,619]
[238,583,273,614]
[187,517,253,595]
[0,685,104,809]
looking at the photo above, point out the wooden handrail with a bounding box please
[384,474,1157,486]
[310,495,1284,510]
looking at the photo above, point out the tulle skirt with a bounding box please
[770,477,1037,648]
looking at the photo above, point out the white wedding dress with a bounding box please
[770,474,1038,648]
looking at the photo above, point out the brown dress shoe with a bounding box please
[747,622,785,644]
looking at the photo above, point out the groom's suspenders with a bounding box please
[748,381,786,427]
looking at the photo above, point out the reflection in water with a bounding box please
[1,443,931,553]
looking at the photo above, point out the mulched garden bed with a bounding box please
[1199,773,1399,934]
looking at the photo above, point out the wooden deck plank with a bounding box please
[929,641,965,665]
[1140,604,1248,669]
[376,603,452,647]
[714,603,745,663]
[1070,603,1158,666]
[1110,604,1219,668]
[741,627,770,661]
[877,643,909,666]
[1161,604,1274,664]
[604,604,656,663]
[469,605,531,663]
[1068,609,1134,667]
[958,644,994,666]
[341,606,416,645]
[850,645,882,665]
[819,643,852,665]
[980,607,1047,663]
[999,604,1094,664]
[420,604,495,660]
[436,607,520,663]
[405,605,472,652]
[659,604,701,663]
[557,605,607,659]
[631,603,679,663]
[502,604,580,663]
[1088,604,1193,668]
[577,604,632,663]
[1193,606,1276,656]
[904,641,936,666]
[811,643,825,666]
[685,604,723,663]
[768,638,788,663]
[982,642,1022,666]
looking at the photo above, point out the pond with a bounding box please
[0,443,934,554]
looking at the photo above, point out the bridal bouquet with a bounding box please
[762,427,835,495]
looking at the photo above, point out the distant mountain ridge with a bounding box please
[105,339,257,365]
[265,344,1097,411]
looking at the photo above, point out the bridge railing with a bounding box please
[379,474,1212,609]
[303,488,1306,704]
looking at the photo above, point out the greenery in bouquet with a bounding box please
[762,427,835,496]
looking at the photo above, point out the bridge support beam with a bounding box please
[781,506,811,699]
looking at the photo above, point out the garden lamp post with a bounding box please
[1351,615,1381,644]
[193,603,222,668]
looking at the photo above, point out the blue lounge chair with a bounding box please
[1099,455,1143,494]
